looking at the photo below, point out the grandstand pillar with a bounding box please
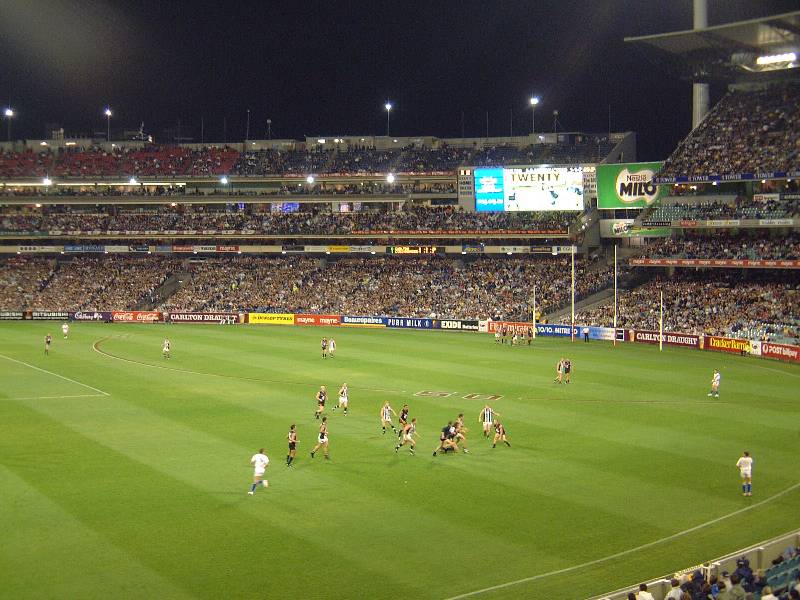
[692,0,710,129]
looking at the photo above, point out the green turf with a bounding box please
[1,322,798,600]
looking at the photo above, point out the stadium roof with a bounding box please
[625,11,800,55]
[625,11,800,81]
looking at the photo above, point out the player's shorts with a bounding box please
[483,420,492,427]
[318,435,328,444]
[339,396,348,405]
[740,470,751,479]
[403,434,414,443]
[564,367,571,373]
[382,415,392,422]
[318,400,325,407]
[254,468,265,477]
[288,442,296,451]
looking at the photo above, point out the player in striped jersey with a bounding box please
[380,401,398,435]
[478,405,500,438]
[395,418,417,454]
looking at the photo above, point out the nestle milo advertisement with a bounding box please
[597,162,668,209]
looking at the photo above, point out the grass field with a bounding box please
[1,322,798,600]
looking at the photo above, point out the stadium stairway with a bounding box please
[138,269,190,310]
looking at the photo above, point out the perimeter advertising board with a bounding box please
[70,311,112,321]
[167,312,239,323]
[248,313,295,325]
[597,162,668,209]
[294,314,341,326]
[385,317,435,329]
[629,330,700,348]
[112,311,163,323]
[703,336,752,355]
[340,316,387,328]
[760,342,800,363]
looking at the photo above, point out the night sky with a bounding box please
[0,0,797,160]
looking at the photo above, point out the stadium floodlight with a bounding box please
[42,177,52,186]
[220,176,229,185]
[4,107,14,141]
[129,177,137,185]
[756,52,796,65]
[306,175,315,184]
[385,101,393,136]
[386,173,395,184]
[529,96,540,134]
[104,107,112,141]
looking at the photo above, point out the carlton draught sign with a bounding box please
[597,162,668,209]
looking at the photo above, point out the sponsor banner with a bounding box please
[536,324,576,337]
[597,162,668,209]
[27,310,70,320]
[630,330,700,348]
[281,244,305,253]
[70,311,112,322]
[294,314,341,326]
[654,169,800,184]
[436,319,480,331]
[758,218,794,226]
[64,244,105,253]
[328,245,350,253]
[340,315,387,328]
[0,311,24,320]
[216,245,240,253]
[461,243,485,254]
[167,312,238,323]
[749,340,762,356]
[386,317,435,329]
[105,245,130,253]
[112,311,163,323]
[195,245,216,253]
[760,342,800,363]
[704,335,752,355]
[155,245,173,253]
[600,219,672,238]
[353,229,564,235]
[350,245,375,253]
[630,258,800,269]
[753,193,780,203]
[247,312,295,325]
[705,219,741,227]
[173,245,194,253]
[128,244,150,252]
[499,245,530,254]
[17,245,56,253]
[588,326,617,341]
[485,321,534,335]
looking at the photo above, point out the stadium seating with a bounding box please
[646,197,800,222]
[659,83,800,179]
[641,233,800,260]
[567,271,799,343]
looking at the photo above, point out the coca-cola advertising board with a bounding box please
[112,311,163,323]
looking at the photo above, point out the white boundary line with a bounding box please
[443,480,800,600]
[0,353,110,397]
[6,394,106,401]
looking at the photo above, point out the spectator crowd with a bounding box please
[567,271,799,343]
[659,83,800,179]
[641,233,800,261]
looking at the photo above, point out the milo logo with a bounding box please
[615,167,659,205]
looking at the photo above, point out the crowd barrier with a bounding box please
[2,308,798,364]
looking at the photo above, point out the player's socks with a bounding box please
[324,455,330,460]
[395,445,399,452]
[382,427,386,434]
[311,451,315,458]
[432,451,437,456]
[492,443,496,448]
[504,441,511,446]
[250,483,258,493]
[344,409,347,415]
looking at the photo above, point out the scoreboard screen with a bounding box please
[474,166,585,212]
[386,246,440,254]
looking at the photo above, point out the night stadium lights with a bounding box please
[4,107,13,117]
[129,177,138,185]
[306,175,315,184]
[756,52,796,65]
[104,107,112,141]
[530,96,541,134]
[220,176,229,185]
[42,177,52,186]
[386,173,395,184]
[384,101,392,136]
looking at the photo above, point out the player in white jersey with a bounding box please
[494,329,501,344]
[162,338,171,359]
[248,448,269,495]
[310,417,330,459]
[380,401,397,435]
[708,369,721,398]
[736,451,753,496]
[333,382,349,415]
[328,338,336,358]
[62,322,69,339]
[478,404,500,437]
[395,418,417,454]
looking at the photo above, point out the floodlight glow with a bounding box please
[40,141,48,146]
[386,173,395,183]
[129,177,137,185]
[756,52,796,65]
[306,175,315,184]
[317,138,326,144]
[385,102,392,111]
[220,176,229,185]
[530,96,540,106]
[104,108,112,117]
[4,108,13,117]
[42,177,52,186]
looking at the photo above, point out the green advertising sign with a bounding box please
[597,161,668,209]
